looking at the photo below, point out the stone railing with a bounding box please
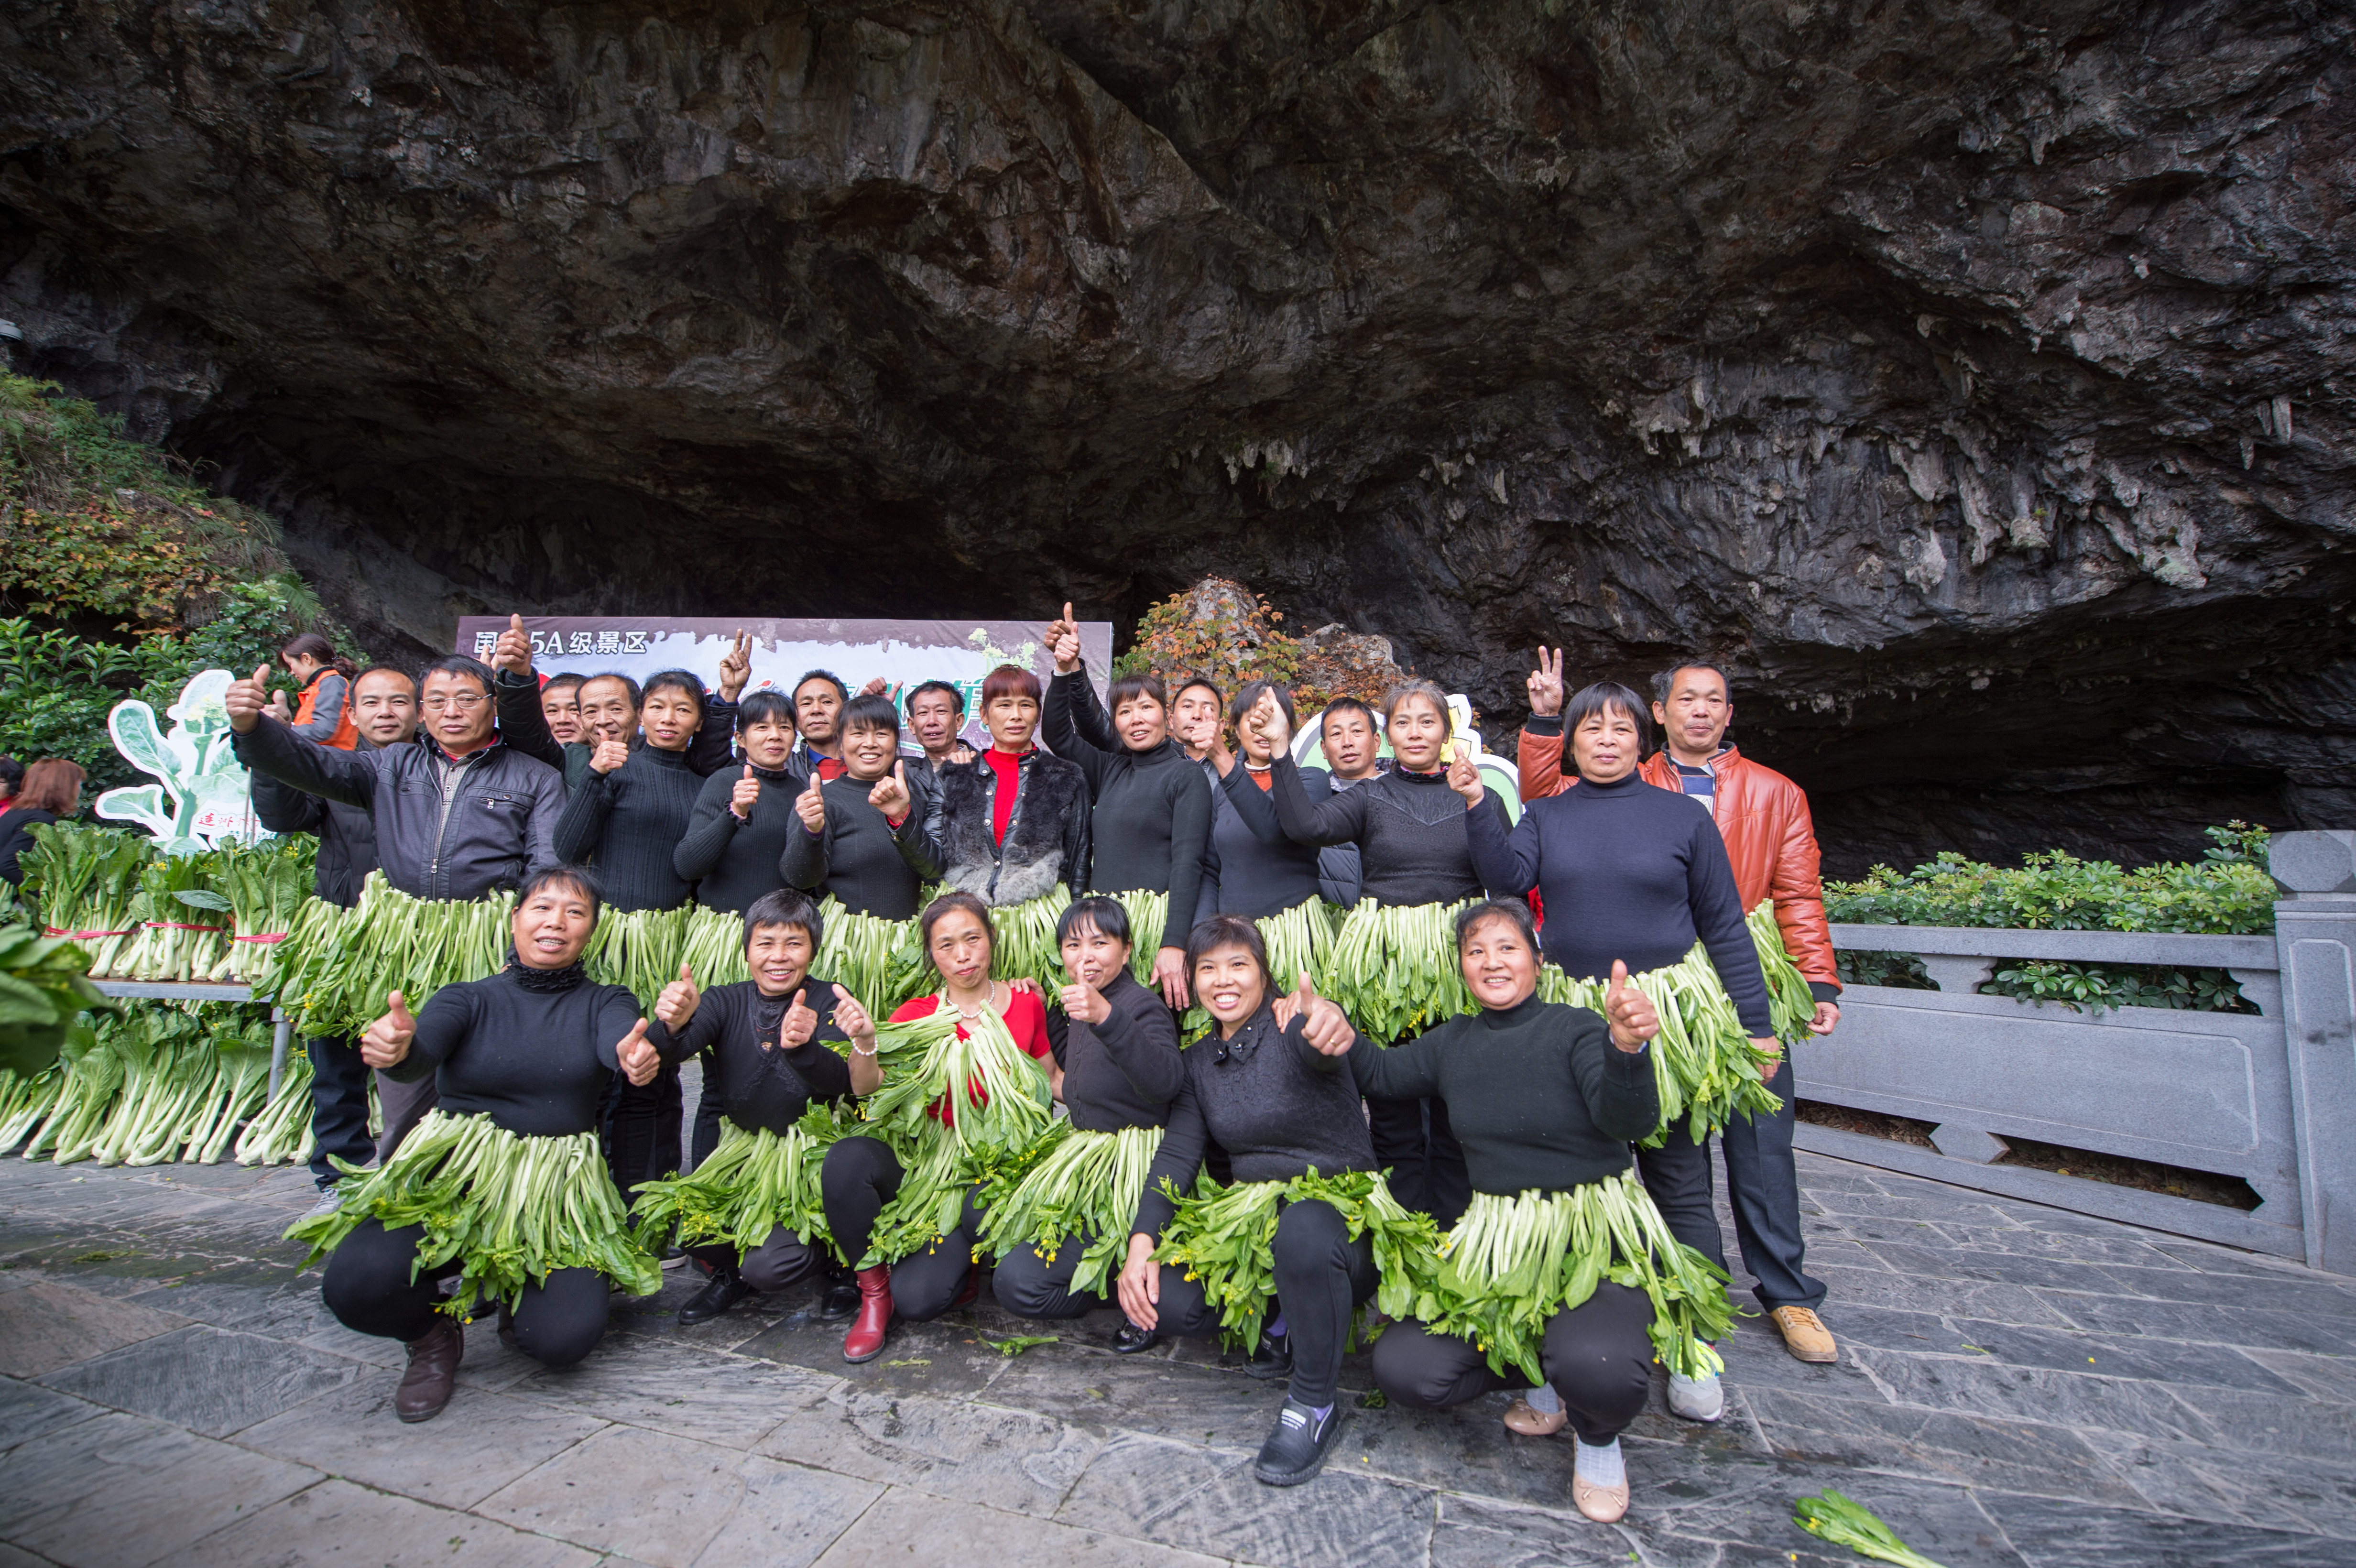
[1794,831,2356,1273]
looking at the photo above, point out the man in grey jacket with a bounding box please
[227,653,566,1158]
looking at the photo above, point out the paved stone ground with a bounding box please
[1,1145,2352,1568]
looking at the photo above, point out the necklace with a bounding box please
[948,981,999,1022]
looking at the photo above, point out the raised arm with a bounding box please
[491,667,565,773]
[1568,1002,1662,1144]
[1156,768,1212,954]
[688,697,739,777]
[520,760,567,879]
[229,713,382,811]
[1266,752,1371,848]
[1464,790,1544,899]
[1043,669,1113,795]
[674,768,745,882]
[553,767,616,866]
[1517,718,1568,802]
[1094,987,1186,1105]
[1130,1077,1207,1241]
[247,771,327,836]
[1342,1028,1441,1100]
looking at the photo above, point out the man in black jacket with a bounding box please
[227,653,566,1160]
[250,666,419,1215]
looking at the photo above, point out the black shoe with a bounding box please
[1112,1321,1159,1354]
[1254,1398,1343,1486]
[679,1268,754,1326]
[1246,1331,1292,1381]
[818,1275,861,1321]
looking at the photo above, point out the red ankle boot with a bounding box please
[951,1261,983,1309]
[843,1265,894,1363]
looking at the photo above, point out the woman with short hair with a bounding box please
[1195,681,1329,926]
[912,666,1089,905]
[0,760,85,885]
[780,693,932,919]
[674,690,804,915]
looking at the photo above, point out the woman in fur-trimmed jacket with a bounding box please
[913,664,1091,905]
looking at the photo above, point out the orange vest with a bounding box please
[295,670,359,750]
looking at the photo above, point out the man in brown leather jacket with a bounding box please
[1517,650,1841,1369]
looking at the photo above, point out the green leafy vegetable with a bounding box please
[0,916,109,1076]
[630,1105,849,1259]
[979,1123,1164,1299]
[1540,944,1780,1143]
[981,1332,1058,1357]
[1793,1490,1947,1568]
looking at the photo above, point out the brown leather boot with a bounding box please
[843,1265,894,1363]
[395,1317,463,1423]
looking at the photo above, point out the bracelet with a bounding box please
[851,1039,877,1056]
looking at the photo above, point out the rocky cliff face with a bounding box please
[2,0,2349,872]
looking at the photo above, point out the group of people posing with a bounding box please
[218,606,1845,1515]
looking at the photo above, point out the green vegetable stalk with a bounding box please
[0,916,110,1076]
[233,1049,316,1165]
[19,823,151,977]
[1314,900,1477,1042]
[288,1108,662,1317]
[287,874,518,1036]
[210,837,316,983]
[815,899,927,1012]
[20,1022,124,1163]
[1539,945,1781,1142]
[630,1104,849,1259]
[978,1122,1165,1298]
[989,888,1073,993]
[1747,900,1817,1042]
[1152,1167,1438,1351]
[1112,892,1168,984]
[1793,1490,1948,1568]
[0,1065,64,1153]
[1403,1176,1735,1383]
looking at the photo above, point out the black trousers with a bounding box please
[993,1230,1115,1322]
[606,1060,684,1194]
[1635,1120,1730,1279]
[1718,1059,1826,1311]
[819,1135,983,1320]
[1373,1281,1655,1444]
[321,1219,607,1368]
[1149,1198,1375,1409]
[305,1034,374,1189]
[373,1070,438,1165]
[1367,1090,1471,1230]
[683,1224,824,1293]
[689,1085,725,1172]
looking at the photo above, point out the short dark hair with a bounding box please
[1184,915,1269,1006]
[517,864,602,925]
[642,668,709,722]
[541,672,586,697]
[905,679,966,716]
[422,655,496,696]
[1455,898,1538,954]
[1320,696,1375,733]
[1382,678,1451,729]
[1174,675,1222,709]
[738,690,795,730]
[1562,681,1654,755]
[840,692,901,742]
[980,664,1041,708]
[794,669,849,705]
[1057,895,1132,949]
[1227,680,1297,732]
[581,671,644,710]
[1107,671,1167,717]
[917,890,995,972]
[353,665,417,695]
[742,887,822,952]
[1651,659,1731,704]
[0,755,23,795]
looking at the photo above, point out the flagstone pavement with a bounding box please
[1,1142,2351,1568]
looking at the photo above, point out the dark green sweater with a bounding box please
[1347,995,1660,1193]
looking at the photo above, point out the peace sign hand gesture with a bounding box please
[716,628,753,703]
[1527,646,1565,718]
[795,772,827,833]
[1603,961,1660,1051]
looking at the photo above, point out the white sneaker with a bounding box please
[1667,1370,1724,1423]
[303,1186,344,1220]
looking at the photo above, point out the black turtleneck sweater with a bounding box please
[1045,669,1212,953]
[1043,969,1186,1132]
[778,774,933,920]
[1266,753,1502,908]
[383,961,642,1137]
[554,743,706,912]
[1466,771,1772,1036]
[1132,1003,1376,1239]
[673,761,806,913]
[649,978,855,1136]
[1348,996,1659,1192]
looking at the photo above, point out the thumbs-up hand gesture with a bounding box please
[717,628,753,702]
[795,771,827,833]
[617,1018,662,1086]
[781,992,820,1049]
[1289,971,1356,1056]
[655,962,700,1031]
[361,990,417,1068]
[267,687,294,722]
[1247,686,1292,752]
[493,613,534,677]
[226,663,273,733]
[729,763,762,822]
[589,737,630,775]
[859,676,890,698]
[1527,646,1565,718]
[1447,740,1484,808]
[1060,974,1111,1025]
[1048,602,1081,674]
[1604,961,1661,1051]
[869,762,914,826]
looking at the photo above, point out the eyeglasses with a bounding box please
[421,694,488,713]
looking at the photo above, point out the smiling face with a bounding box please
[740,711,794,771]
[794,680,844,750]
[842,719,898,782]
[1459,913,1539,1010]
[984,692,1039,752]
[1386,694,1451,772]
[928,907,995,994]
[1113,691,1168,752]
[577,676,638,744]
[540,683,583,744]
[1193,942,1268,1034]
[746,921,813,997]
[908,689,964,756]
[352,670,418,746]
[1059,918,1132,989]
[420,670,498,752]
[281,649,323,683]
[640,686,702,752]
[511,879,598,969]
[1320,708,1377,779]
[1571,702,1643,784]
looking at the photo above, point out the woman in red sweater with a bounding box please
[819,890,1054,1361]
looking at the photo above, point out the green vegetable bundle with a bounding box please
[1112,891,1168,982]
[210,838,317,984]
[630,1105,849,1259]
[285,873,517,1036]
[81,1009,274,1167]
[676,906,750,987]
[1314,900,1476,1042]
[1401,1176,1734,1383]
[0,1065,65,1153]
[816,898,928,1012]
[990,888,1073,992]
[1539,945,1781,1142]
[585,904,701,1002]
[1152,1167,1438,1351]
[978,1123,1165,1298]
[1747,900,1817,1042]
[232,1049,315,1165]
[19,823,151,975]
[0,917,109,1076]
[1794,1490,1947,1568]
[18,1023,120,1162]
[114,852,235,983]
[288,1108,662,1317]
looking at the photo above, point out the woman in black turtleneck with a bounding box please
[779,694,935,918]
[993,897,1184,1337]
[1314,899,1667,1524]
[327,867,663,1423]
[675,690,806,915]
[1043,611,1211,1009]
[1463,679,1774,1429]
[646,888,884,1326]
[1252,678,1507,1228]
